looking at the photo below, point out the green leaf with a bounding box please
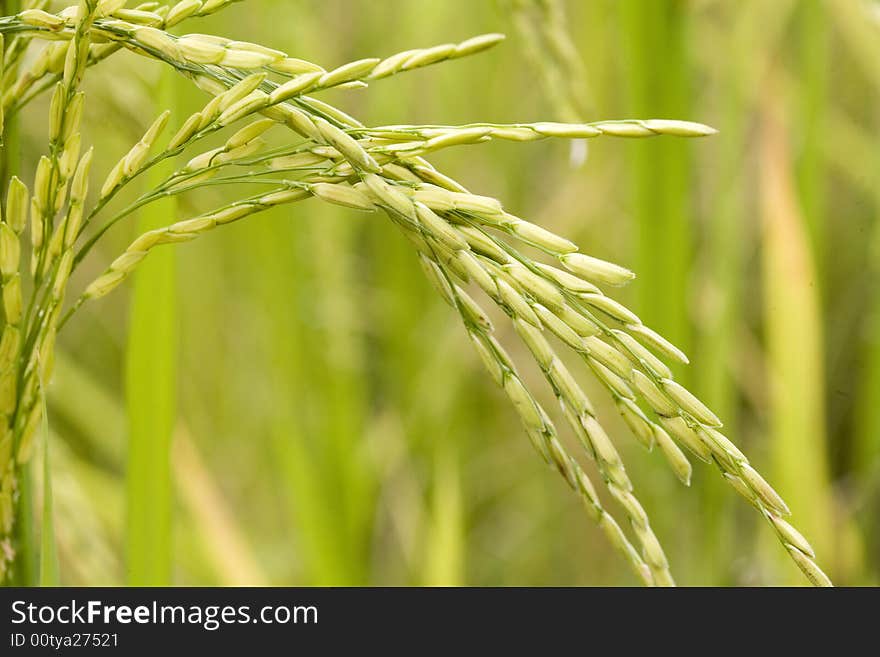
[125,70,178,586]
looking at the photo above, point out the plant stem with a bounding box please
[854,78,880,534]
[620,0,693,374]
[759,88,835,581]
[124,69,179,585]
[12,465,36,585]
[796,0,829,277]
[38,391,59,586]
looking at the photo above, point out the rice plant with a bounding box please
[0,0,831,586]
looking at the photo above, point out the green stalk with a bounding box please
[796,0,829,280]
[759,97,834,580]
[620,0,692,370]
[124,70,178,585]
[38,391,58,586]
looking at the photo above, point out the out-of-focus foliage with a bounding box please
[31,0,880,585]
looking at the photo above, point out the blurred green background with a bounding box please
[17,0,880,585]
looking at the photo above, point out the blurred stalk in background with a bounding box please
[691,0,763,585]
[796,0,829,268]
[827,0,880,581]
[2,0,36,588]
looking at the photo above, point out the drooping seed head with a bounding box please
[556,304,600,337]
[549,359,593,416]
[19,9,66,30]
[33,156,53,213]
[63,93,85,143]
[59,133,82,180]
[698,427,746,465]
[217,90,270,126]
[166,0,203,27]
[785,547,832,587]
[225,118,276,150]
[0,225,20,279]
[403,44,457,71]
[319,58,380,88]
[49,83,65,143]
[493,278,537,326]
[315,119,380,173]
[547,435,579,490]
[532,122,602,139]
[415,204,469,251]
[272,57,325,76]
[214,72,266,113]
[608,485,650,530]
[504,264,565,312]
[269,72,323,104]
[420,129,490,154]
[177,35,227,64]
[454,33,506,57]
[534,262,600,294]
[224,40,286,64]
[581,414,623,469]
[590,360,635,400]
[134,26,181,60]
[457,226,508,262]
[560,253,635,287]
[533,303,584,351]
[468,331,504,386]
[2,275,21,325]
[616,398,655,450]
[362,174,414,217]
[310,182,376,212]
[449,192,504,216]
[770,516,815,559]
[454,285,493,331]
[455,251,496,296]
[513,318,554,370]
[52,252,74,299]
[640,119,718,137]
